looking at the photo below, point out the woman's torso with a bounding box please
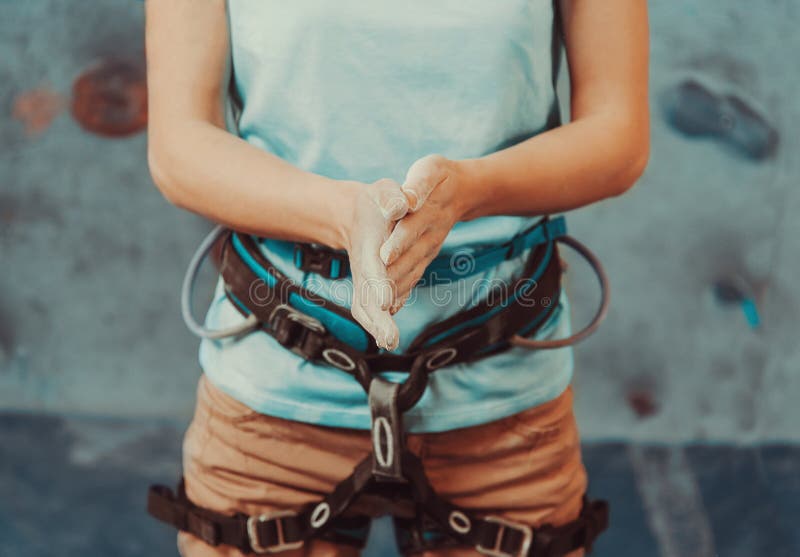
[200,0,575,433]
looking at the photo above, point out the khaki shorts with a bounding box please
[178,375,588,557]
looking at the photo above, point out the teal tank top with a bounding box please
[200,0,575,433]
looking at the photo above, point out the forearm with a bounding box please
[455,111,649,221]
[455,0,650,221]
[148,120,356,249]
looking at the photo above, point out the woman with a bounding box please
[145,1,649,555]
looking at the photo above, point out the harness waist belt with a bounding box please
[261,216,567,280]
[219,222,563,388]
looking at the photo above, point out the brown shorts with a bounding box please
[178,375,588,557]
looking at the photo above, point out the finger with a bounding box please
[351,295,380,342]
[388,247,439,313]
[360,249,395,310]
[380,216,429,266]
[370,179,409,221]
[357,259,399,348]
[351,269,393,348]
[352,298,399,350]
[391,266,424,304]
[389,292,411,315]
[402,154,448,212]
[372,309,399,350]
[350,267,382,339]
[386,233,435,282]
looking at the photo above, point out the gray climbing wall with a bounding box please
[1,0,798,443]
[1,1,206,421]
[568,0,800,442]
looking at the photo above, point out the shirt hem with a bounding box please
[201,362,574,434]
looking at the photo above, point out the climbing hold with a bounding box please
[663,79,778,160]
[71,57,147,137]
[626,388,658,419]
[712,277,747,304]
[712,277,761,329]
[739,299,761,329]
[11,87,64,136]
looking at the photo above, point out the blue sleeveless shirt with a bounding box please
[199,0,575,433]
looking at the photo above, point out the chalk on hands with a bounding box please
[402,153,448,211]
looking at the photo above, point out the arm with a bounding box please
[381,0,650,307]
[456,0,650,220]
[145,0,355,248]
[145,0,406,349]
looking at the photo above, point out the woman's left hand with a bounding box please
[379,154,467,314]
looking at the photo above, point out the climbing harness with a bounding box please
[149,215,611,555]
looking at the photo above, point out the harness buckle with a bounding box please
[268,303,326,349]
[269,303,326,334]
[476,516,533,557]
[294,243,347,279]
[247,510,303,554]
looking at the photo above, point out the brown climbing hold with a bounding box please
[626,389,658,419]
[71,58,147,137]
[12,86,64,136]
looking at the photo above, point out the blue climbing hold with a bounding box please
[663,79,779,161]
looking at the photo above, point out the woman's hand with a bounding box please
[379,154,466,314]
[343,179,410,350]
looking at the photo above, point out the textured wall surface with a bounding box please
[570,0,799,442]
[1,0,798,442]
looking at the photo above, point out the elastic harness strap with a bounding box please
[147,470,374,554]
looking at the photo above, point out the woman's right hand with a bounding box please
[342,179,410,350]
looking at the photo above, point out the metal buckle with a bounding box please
[246,510,304,554]
[476,516,533,557]
[269,303,326,334]
[295,244,343,278]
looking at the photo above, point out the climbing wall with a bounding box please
[0,1,207,420]
[568,0,800,442]
[1,0,798,442]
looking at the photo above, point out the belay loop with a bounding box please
[356,356,428,413]
[368,377,406,481]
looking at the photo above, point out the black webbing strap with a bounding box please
[369,378,406,481]
[147,469,375,554]
[293,242,350,279]
[394,450,609,557]
[147,329,608,557]
[148,459,607,557]
[148,357,607,557]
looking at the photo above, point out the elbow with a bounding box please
[147,138,190,210]
[613,142,649,196]
[610,121,650,197]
